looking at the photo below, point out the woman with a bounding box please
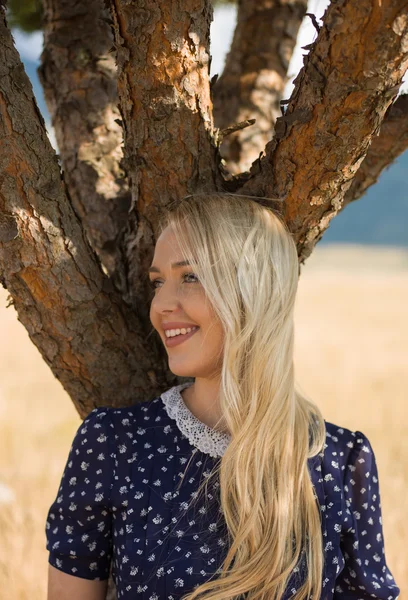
[46,193,399,600]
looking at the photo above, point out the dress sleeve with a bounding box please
[334,431,400,599]
[45,407,114,580]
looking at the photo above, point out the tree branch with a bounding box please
[108,0,221,313]
[240,0,408,262]
[0,8,172,418]
[343,93,408,207]
[39,0,130,293]
[213,0,308,175]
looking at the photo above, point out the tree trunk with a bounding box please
[239,0,408,263]
[1,0,407,416]
[0,8,174,419]
[213,0,308,175]
[39,0,131,293]
[343,93,408,208]
[107,0,222,317]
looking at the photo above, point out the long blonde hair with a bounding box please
[156,193,326,600]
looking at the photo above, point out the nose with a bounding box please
[151,281,182,313]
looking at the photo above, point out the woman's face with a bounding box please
[149,225,224,379]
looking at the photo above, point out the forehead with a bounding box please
[154,225,181,256]
[150,226,196,274]
[151,226,193,271]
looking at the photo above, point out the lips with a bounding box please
[164,326,200,348]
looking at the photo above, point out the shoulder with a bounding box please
[324,420,373,453]
[84,395,162,424]
[67,396,163,467]
[78,395,163,440]
[324,420,360,452]
[321,420,375,479]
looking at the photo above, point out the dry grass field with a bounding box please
[0,244,407,600]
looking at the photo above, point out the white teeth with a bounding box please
[165,326,198,338]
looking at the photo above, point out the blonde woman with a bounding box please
[46,193,399,600]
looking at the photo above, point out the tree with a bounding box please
[6,0,43,32]
[1,0,408,422]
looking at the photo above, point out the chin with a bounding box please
[168,363,197,378]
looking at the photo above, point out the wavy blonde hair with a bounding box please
[156,193,326,600]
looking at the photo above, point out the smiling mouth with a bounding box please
[164,326,200,347]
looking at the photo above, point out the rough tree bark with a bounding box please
[108,0,222,315]
[39,0,131,293]
[239,0,408,263]
[343,93,408,207]
[0,0,407,415]
[213,0,308,175]
[0,6,174,419]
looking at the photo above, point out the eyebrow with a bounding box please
[148,260,194,274]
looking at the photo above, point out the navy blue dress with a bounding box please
[46,382,400,599]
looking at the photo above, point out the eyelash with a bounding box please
[148,272,199,290]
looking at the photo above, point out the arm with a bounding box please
[334,431,400,599]
[48,564,108,600]
[45,408,114,593]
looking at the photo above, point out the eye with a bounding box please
[148,272,199,290]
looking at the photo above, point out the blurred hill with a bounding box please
[320,154,408,247]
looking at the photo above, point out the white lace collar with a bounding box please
[160,383,231,458]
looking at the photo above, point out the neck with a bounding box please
[181,378,230,434]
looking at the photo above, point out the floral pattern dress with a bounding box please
[45,382,400,599]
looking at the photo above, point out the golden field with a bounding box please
[0,244,407,600]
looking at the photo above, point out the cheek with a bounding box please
[203,313,224,344]
[149,299,159,327]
